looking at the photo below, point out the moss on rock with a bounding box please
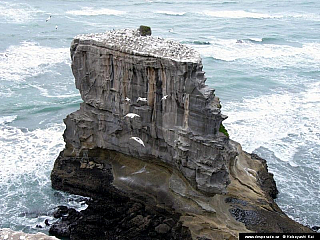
[139,25,152,36]
[219,123,229,138]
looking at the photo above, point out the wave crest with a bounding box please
[67,7,125,16]
[0,42,69,82]
[202,10,281,19]
[156,10,186,16]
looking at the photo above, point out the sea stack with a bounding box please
[51,28,312,239]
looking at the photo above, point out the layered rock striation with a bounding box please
[61,29,233,195]
[51,29,312,239]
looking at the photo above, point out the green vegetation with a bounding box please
[139,25,152,36]
[219,123,229,138]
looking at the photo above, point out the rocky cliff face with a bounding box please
[51,29,312,239]
[62,29,234,195]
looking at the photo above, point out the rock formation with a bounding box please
[51,29,312,239]
[0,228,58,240]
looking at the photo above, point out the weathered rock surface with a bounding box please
[61,29,232,195]
[0,228,58,240]
[51,29,313,239]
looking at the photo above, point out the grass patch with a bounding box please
[219,123,229,138]
[139,25,152,36]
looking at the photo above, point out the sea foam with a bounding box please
[156,10,186,16]
[0,1,44,23]
[0,123,88,232]
[66,7,125,16]
[192,38,320,69]
[223,82,320,164]
[0,42,69,82]
[202,10,282,19]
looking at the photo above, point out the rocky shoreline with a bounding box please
[0,228,58,240]
[49,28,313,239]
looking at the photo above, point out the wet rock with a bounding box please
[250,153,279,199]
[225,197,248,206]
[229,208,263,226]
[48,192,192,240]
[45,219,50,226]
[155,223,171,234]
[53,205,69,218]
[49,221,71,238]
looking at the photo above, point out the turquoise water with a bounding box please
[0,0,319,234]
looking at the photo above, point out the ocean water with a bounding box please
[0,0,319,234]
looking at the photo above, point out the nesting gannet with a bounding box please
[125,113,140,118]
[161,95,168,101]
[46,15,51,22]
[130,137,145,147]
[137,97,147,102]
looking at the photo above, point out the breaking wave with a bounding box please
[66,7,126,16]
[156,10,186,16]
[0,42,69,82]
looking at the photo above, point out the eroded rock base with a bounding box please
[51,146,313,239]
[49,194,192,240]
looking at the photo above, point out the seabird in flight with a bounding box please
[130,137,145,147]
[125,113,140,118]
[137,97,147,102]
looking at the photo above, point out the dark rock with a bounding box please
[225,197,248,206]
[197,237,211,240]
[49,190,192,240]
[44,219,50,226]
[53,205,69,218]
[49,221,70,238]
[229,208,263,226]
[163,218,175,228]
[250,153,279,199]
[229,206,313,233]
[155,223,171,234]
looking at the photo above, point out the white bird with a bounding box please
[125,113,140,118]
[130,137,145,147]
[55,25,58,30]
[137,97,147,103]
[46,15,51,22]
[125,97,131,102]
[161,95,168,101]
